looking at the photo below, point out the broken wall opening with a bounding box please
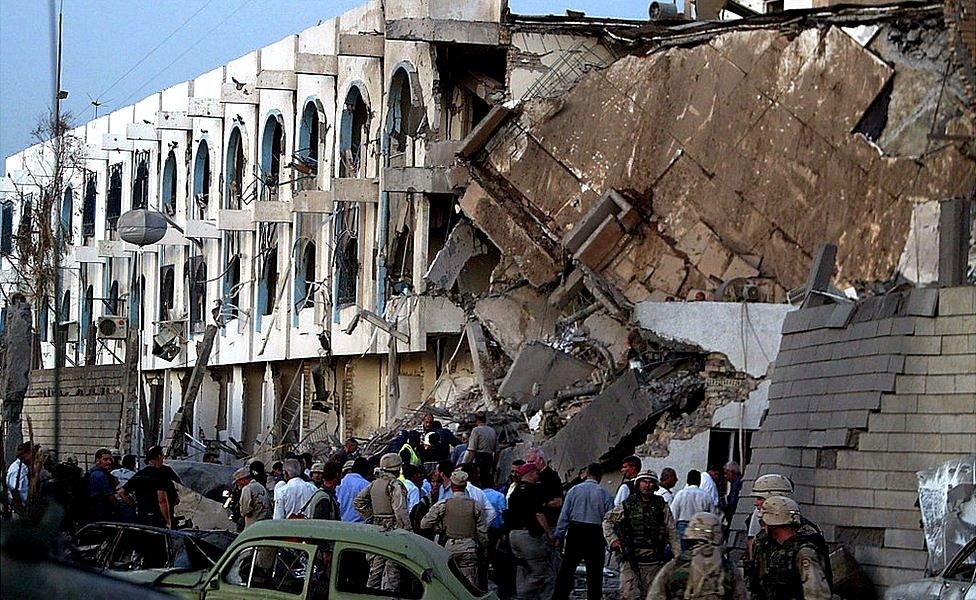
[339,85,370,178]
[435,44,507,140]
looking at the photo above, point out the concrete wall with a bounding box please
[734,286,976,592]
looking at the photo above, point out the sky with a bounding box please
[0,0,651,161]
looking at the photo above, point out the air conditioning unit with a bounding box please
[96,316,128,339]
[152,323,183,362]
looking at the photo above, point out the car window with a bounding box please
[109,529,169,570]
[73,525,118,567]
[334,549,424,599]
[222,544,309,596]
[945,542,976,582]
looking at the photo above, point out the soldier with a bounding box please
[604,470,681,600]
[752,496,830,600]
[420,470,488,588]
[648,511,740,599]
[745,476,831,598]
[354,452,411,590]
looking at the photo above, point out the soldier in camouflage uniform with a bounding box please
[354,453,412,590]
[751,496,830,600]
[420,470,488,588]
[604,470,681,600]
[647,511,741,599]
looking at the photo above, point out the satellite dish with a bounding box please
[118,209,168,246]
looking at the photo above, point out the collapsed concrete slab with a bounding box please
[634,301,794,377]
[473,284,559,359]
[542,370,704,483]
[498,341,596,411]
[423,220,488,291]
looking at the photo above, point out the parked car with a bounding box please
[118,519,496,599]
[884,537,975,600]
[69,521,236,572]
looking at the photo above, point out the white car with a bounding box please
[884,538,975,600]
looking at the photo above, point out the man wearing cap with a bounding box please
[648,511,742,599]
[234,467,270,529]
[603,470,680,599]
[421,470,488,587]
[354,452,412,590]
[506,462,556,598]
[752,496,830,600]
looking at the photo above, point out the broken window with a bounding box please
[61,289,70,323]
[387,66,425,166]
[17,197,32,252]
[38,296,49,342]
[334,201,360,307]
[159,265,175,320]
[294,240,316,312]
[106,163,123,230]
[296,101,322,191]
[188,257,207,331]
[338,85,370,178]
[225,127,245,209]
[82,171,96,239]
[162,150,177,216]
[260,114,284,200]
[193,139,211,217]
[131,150,150,210]
[80,284,93,341]
[386,192,415,298]
[435,44,506,139]
[222,253,242,322]
[0,200,12,255]
[60,186,73,242]
[258,248,278,318]
[107,280,120,316]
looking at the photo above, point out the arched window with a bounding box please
[60,186,72,241]
[61,289,70,323]
[107,163,123,229]
[387,66,424,166]
[225,127,245,209]
[132,151,150,209]
[107,280,120,316]
[80,285,93,343]
[296,101,322,190]
[162,150,177,216]
[334,202,359,307]
[38,296,49,342]
[258,251,278,317]
[82,172,96,238]
[338,86,370,178]
[189,259,207,328]
[260,114,284,200]
[294,240,316,312]
[193,139,211,216]
[223,254,241,321]
[0,201,13,255]
[159,265,175,320]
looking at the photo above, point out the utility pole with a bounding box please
[51,0,65,459]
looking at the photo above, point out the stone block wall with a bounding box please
[734,286,976,591]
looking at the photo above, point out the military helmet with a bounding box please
[634,470,659,484]
[684,511,723,545]
[759,495,801,526]
[379,452,403,470]
[752,474,794,499]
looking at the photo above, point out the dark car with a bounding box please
[69,522,236,572]
[884,537,975,600]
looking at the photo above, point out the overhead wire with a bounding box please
[115,0,256,109]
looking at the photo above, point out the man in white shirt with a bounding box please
[614,456,642,507]
[5,442,32,512]
[698,466,720,507]
[669,470,714,551]
[273,459,318,519]
[436,461,496,525]
[655,468,677,503]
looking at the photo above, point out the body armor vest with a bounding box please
[369,478,395,517]
[753,519,831,598]
[667,547,734,600]
[623,493,668,560]
[758,534,820,600]
[444,496,478,540]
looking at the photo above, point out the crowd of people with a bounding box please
[4,412,832,600]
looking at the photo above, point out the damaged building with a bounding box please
[1,0,974,593]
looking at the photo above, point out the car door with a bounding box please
[939,539,975,600]
[202,540,315,600]
[72,524,119,569]
[328,541,436,600]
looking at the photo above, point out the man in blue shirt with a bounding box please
[553,462,613,600]
[87,448,119,522]
[336,457,371,522]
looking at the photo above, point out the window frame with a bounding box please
[210,540,313,598]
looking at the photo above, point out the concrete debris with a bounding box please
[917,454,976,572]
[168,460,239,500]
[542,369,705,483]
[498,341,597,411]
[473,284,559,359]
[173,482,235,531]
[423,220,488,292]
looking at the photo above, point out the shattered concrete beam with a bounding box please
[458,105,512,158]
[938,197,973,287]
[465,319,495,401]
[801,243,838,308]
[338,33,385,58]
[423,220,488,291]
[360,310,409,343]
[497,341,596,411]
[458,71,505,104]
[385,18,501,46]
[383,166,468,194]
